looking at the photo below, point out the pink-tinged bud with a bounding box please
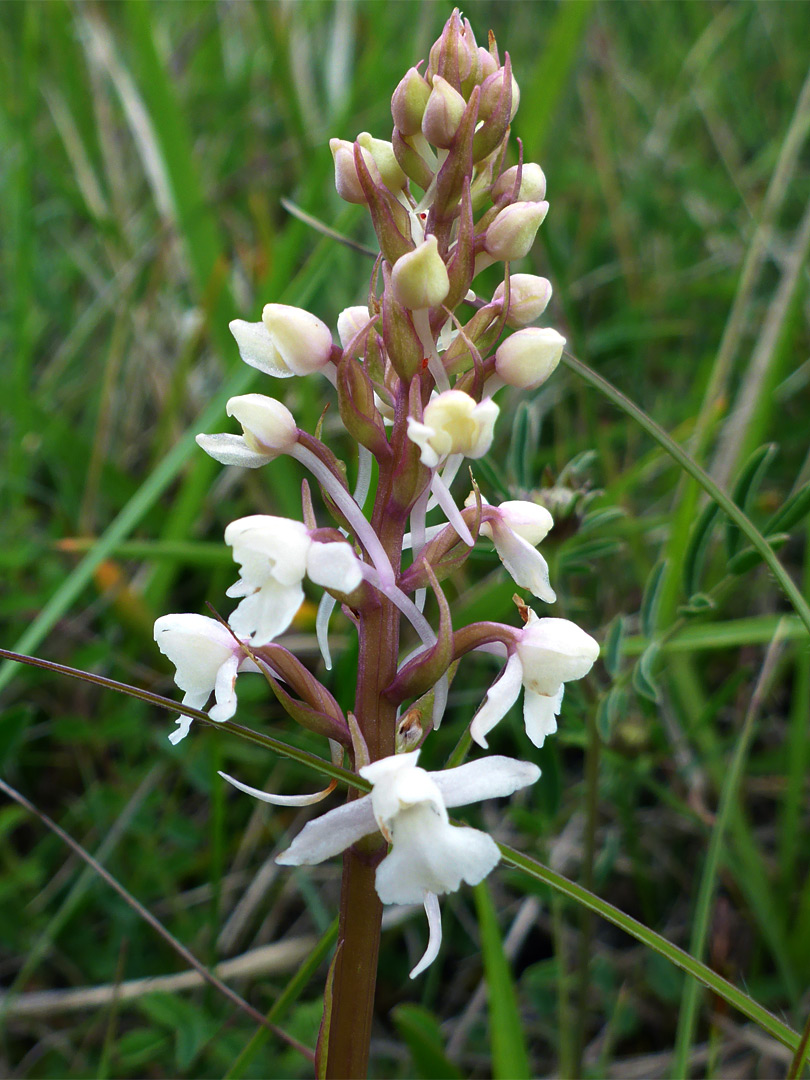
[391,67,432,136]
[479,66,520,121]
[495,328,565,389]
[226,394,298,455]
[477,46,497,81]
[262,303,333,375]
[492,163,547,204]
[484,200,549,261]
[428,11,478,92]
[356,132,407,192]
[337,305,374,354]
[392,130,434,191]
[422,75,467,149]
[493,274,552,327]
[329,138,379,204]
[391,235,450,310]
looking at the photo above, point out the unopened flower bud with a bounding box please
[227,394,298,455]
[391,67,432,136]
[337,305,374,354]
[495,328,565,389]
[330,138,379,204]
[356,132,407,192]
[391,235,450,310]
[492,163,547,204]
[484,200,549,261]
[479,66,520,121]
[262,304,333,375]
[477,47,498,81]
[493,274,552,327]
[422,75,467,149]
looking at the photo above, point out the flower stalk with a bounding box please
[154,10,599,1076]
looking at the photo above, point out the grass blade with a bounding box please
[473,881,531,1080]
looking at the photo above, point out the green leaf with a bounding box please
[392,1004,463,1080]
[508,400,538,490]
[729,533,789,575]
[682,500,721,597]
[473,881,531,1080]
[640,560,667,638]
[763,481,810,536]
[677,592,716,617]
[596,684,628,742]
[633,641,661,703]
[578,506,626,533]
[602,614,626,678]
[725,443,778,558]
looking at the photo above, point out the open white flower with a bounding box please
[471,612,599,749]
[265,750,539,977]
[196,394,298,468]
[229,304,333,378]
[407,390,499,469]
[225,515,364,646]
[466,496,556,603]
[153,614,258,744]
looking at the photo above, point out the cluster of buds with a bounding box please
[154,11,597,981]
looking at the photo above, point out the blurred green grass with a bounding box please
[1,1,810,1076]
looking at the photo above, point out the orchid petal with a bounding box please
[168,715,194,745]
[410,892,442,979]
[375,809,500,904]
[491,526,556,603]
[316,592,337,671]
[523,686,564,748]
[276,796,378,865]
[209,654,240,722]
[195,433,270,469]
[307,541,364,594]
[229,319,294,378]
[228,578,305,646]
[433,755,541,807]
[470,651,524,748]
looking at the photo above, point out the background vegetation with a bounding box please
[1,1,809,1076]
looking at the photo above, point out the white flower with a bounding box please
[407,390,499,469]
[228,304,333,378]
[471,612,599,749]
[196,394,297,468]
[267,750,540,977]
[153,614,258,744]
[225,515,364,646]
[466,496,556,603]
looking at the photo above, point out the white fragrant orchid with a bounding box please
[229,303,334,378]
[196,393,297,468]
[471,612,600,749]
[225,515,364,646]
[466,495,556,603]
[153,613,259,744]
[237,750,541,978]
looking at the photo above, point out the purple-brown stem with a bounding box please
[324,458,406,1078]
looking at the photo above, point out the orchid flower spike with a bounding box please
[153,614,259,744]
[225,515,364,646]
[407,390,499,469]
[270,751,540,977]
[471,612,599,749]
[466,495,556,603]
[196,394,298,468]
